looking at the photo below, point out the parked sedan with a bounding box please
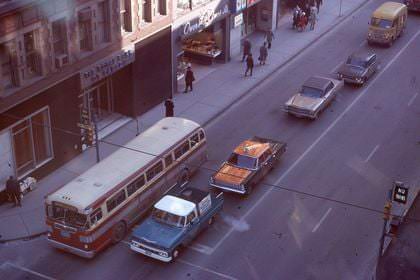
[284,76,343,119]
[337,51,378,86]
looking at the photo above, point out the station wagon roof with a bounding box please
[155,195,196,216]
[372,2,406,21]
[234,139,270,158]
[45,117,201,212]
[349,51,375,62]
[303,76,331,91]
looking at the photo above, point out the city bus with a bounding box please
[45,117,207,258]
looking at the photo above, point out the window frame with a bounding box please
[146,160,164,181]
[127,174,146,196]
[174,140,190,160]
[106,189,127,213]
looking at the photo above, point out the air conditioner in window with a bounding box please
[55,54,69,69]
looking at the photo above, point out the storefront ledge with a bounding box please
[98,116,133,140]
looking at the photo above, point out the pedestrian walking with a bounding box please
[184,66,195,93]
[242,39,251,62]
[164,98,174,117]
[265,30,275,49]
[292,6,301,29]
[309,5,317,30]
[259,42,268,65]
[6,176,21,207]
[245,53,254,76]
[316,0,322,13]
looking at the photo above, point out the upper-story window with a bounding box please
[97,1,111,44]
[177,0,192,13]
[120,0,132,32]
[156,0,167,15]
[142,0,152,23]
[78,8,93,52]
[0,41,18,89]
[23,30,41,79]
[51,19,69,68]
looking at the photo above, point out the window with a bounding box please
[326,82,334,93]
[174,141,190,159]
[186,211,196,225]
[199,129,205,141]
[120,0,132,32]
[158,0,167,15]
[0,41,18,89]
[23,30,40,79]
[51,19,67,56]
[146,161,163,181]
[368,56,376,66]
[164,154,173,167]
[142,0,152,23]
[78,9,93,51]
[106,189,126,212]
[190,133,199,147]
[177,0,191,13]
[127,175,145,196]
[90,208,103,225]
[12,108,53,177]
[97,1,111,43]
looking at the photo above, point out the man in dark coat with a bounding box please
[242,39,251,62]
[245,53,254,77]
[316,0,322,13]
[6,176,21,207]
[184,66,195,93]
[164,98,174,117]
[259,42,268,65]
[265,30,275,49]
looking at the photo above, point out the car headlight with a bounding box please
[158,251,168,257]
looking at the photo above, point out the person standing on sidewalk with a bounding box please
[259,42,268,65]
[309,5,317,30]
[184,66,195,93]
[6,176,21,207]
[164,98,174,117]
[242,39,251,62]
[245,53,254,76]
[265,30,275,49]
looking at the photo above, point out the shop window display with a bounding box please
[182,30,222,64]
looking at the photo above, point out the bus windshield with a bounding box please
[49,204,88,229]
[152,208,185,227]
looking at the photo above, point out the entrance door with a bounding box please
[89,81,113,120]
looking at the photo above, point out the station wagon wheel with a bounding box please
[111,221,127,243]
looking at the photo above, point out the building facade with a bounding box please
[0,0,172,191]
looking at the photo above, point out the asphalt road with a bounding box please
[1,1,420,279]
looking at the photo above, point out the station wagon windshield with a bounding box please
[152,208,185,227]
[228,153,257,169]
[301,86,324,98]
[371,18,392,28]
[49,204,88,229]
[346,57,367,68]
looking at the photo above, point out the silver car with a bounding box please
[284,76,343,120]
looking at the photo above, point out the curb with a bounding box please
[202,0,371,128]
[0,231,47,244]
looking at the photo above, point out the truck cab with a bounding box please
[130,187,223,262]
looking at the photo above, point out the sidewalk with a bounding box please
[0,0,369,242]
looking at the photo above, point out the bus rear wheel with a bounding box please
[111,221,127,243]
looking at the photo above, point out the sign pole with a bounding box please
[339,0,343,17]
[376,189,392,278]
[93,116,100,163]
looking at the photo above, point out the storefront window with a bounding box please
[12,108,53,177]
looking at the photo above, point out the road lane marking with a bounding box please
[312,208,332,233]
[359,41,367,48]
[3,262,57,280]
[188,243,214,255]
[365,145,380,162]
[177,259,238,280]
[408,92,419,106]
[211,28,420,253]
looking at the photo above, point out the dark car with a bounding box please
[405,0,420,12]
[337,52,378,86]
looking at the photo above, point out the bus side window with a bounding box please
[164,154,173,168]
[174,141,190,159]
[90,208,103,225]
[127,175,145,196]
[146,161,164,181]
[190,133,200,147]
[106,190,126,213]
[199,130,205,141]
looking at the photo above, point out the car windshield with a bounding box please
[346,57,367,68]
[371,18,392,29]
[227,153,257,169]
[152,208,185,227]
[301,86,324,98]
[49,203,88,229]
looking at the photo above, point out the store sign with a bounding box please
[247,0,261,8]
[80,45,135,89]
[233,0,246,13]
[393,182,409,204]
[234,13,243,28]
[183,4,230,36]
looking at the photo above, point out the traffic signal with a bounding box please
[383,202,392,221]
[86,125,94,144]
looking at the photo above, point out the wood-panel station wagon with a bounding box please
[284,76,343,119]
[337,52,378,86]
[210,137,286,195]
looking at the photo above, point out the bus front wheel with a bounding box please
[111,221,127,243]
